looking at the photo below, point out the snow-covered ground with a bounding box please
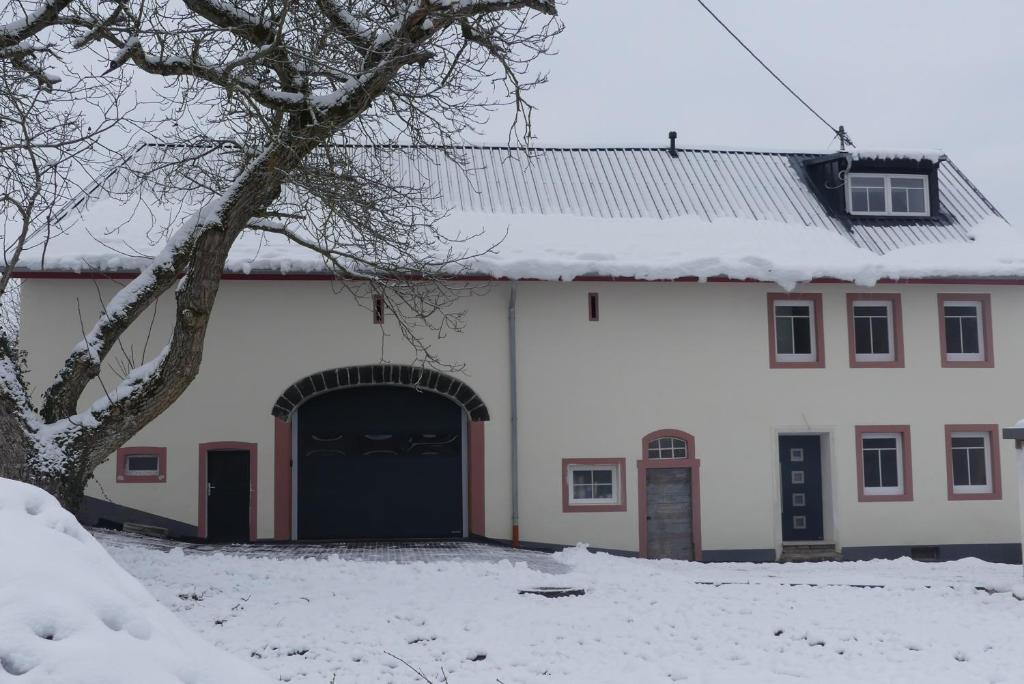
[102,535,1024,684]
[4,478,1022,684]
[0,479,269,684]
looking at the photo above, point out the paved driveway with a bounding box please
[93,529,570,574]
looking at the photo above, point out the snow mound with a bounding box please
[0,478,271,684]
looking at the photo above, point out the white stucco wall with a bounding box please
[19,277,1024,556]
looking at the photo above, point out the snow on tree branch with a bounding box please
[0,0,73,50]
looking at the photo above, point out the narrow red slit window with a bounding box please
[588,292,599,321]
[372,294,384,324]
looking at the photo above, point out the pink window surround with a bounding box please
[198,442,258,541]
[945,424,1002,501]
[273,419,292,540]
[273,418,487,539]
[937,293,994,368]
[767,292,825,369]
[855,425,913,502]
[845,293,905,368]
[637,430,702,561]
[561,458,627,513]
[467,421,486,535]
[116,446,167,483]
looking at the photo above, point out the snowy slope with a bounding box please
[0,478,271,684]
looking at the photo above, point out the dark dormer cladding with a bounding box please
[802,153,943,221]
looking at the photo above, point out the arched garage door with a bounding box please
[296,386,464,539]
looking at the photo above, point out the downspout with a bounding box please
[508,283,520,547]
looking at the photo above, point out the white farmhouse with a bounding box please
[15,141,1024,562]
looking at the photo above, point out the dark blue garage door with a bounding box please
[296,386,463,540]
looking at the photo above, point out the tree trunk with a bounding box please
[25,466,91,510]
[0,395,87,510]
[0,435,89,510]
[0,393,31,482]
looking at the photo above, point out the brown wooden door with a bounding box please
[645,468,694,560]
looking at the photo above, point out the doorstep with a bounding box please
[779,542,842,563]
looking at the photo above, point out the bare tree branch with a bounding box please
[1,0,561,509]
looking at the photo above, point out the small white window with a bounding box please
[124,454,160,476]
[943,301,984,362]
[861,433,904,496]
[792,493,806,507]
[790,448,804,462]
[791,470,805,485]
[121,456,161,479]
[793,516,807,530]
[568,465,620,505]
[852,300,895,362]
[647,436,688,460]
[774,300,817,363]
[950,432,992,495]
[847,173,930,217]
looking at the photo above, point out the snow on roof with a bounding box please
[0,477,271,684]
[848,149,946,163]
[7,144,1020,286]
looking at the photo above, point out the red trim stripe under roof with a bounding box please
[12,270,1024,286]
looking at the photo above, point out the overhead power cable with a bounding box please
[694,0,854,150]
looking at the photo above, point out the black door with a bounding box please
[297,386,463,540]
[207,450,251,542]
[779,435,824,541]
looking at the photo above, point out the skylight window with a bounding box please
[847,173,930,217]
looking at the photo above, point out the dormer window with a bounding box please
[847,173,930,217]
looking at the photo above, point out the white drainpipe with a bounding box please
[508,283,520,546]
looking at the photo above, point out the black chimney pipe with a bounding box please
[668,131,678,158]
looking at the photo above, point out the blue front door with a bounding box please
[779,435,824,541]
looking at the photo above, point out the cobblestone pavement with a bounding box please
[93,529,571,574]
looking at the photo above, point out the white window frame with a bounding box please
[773,299,817,363]
[846,173,930,217]
[943,300,985,362]
[567,464,620,506]
[124,453,161,477]
[852,300,895,362]
[861,432,904,496]
[950,431,993,495]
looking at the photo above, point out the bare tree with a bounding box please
[0,0,560,508]
[1,0,137,484]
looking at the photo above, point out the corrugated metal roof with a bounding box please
[384,145,1001,254]
[59,143,1003,260]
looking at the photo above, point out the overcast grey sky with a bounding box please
[478,0,1024,225]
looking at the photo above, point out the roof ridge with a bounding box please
[126,140,836,157]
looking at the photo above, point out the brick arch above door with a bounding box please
[271,364,490,423]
